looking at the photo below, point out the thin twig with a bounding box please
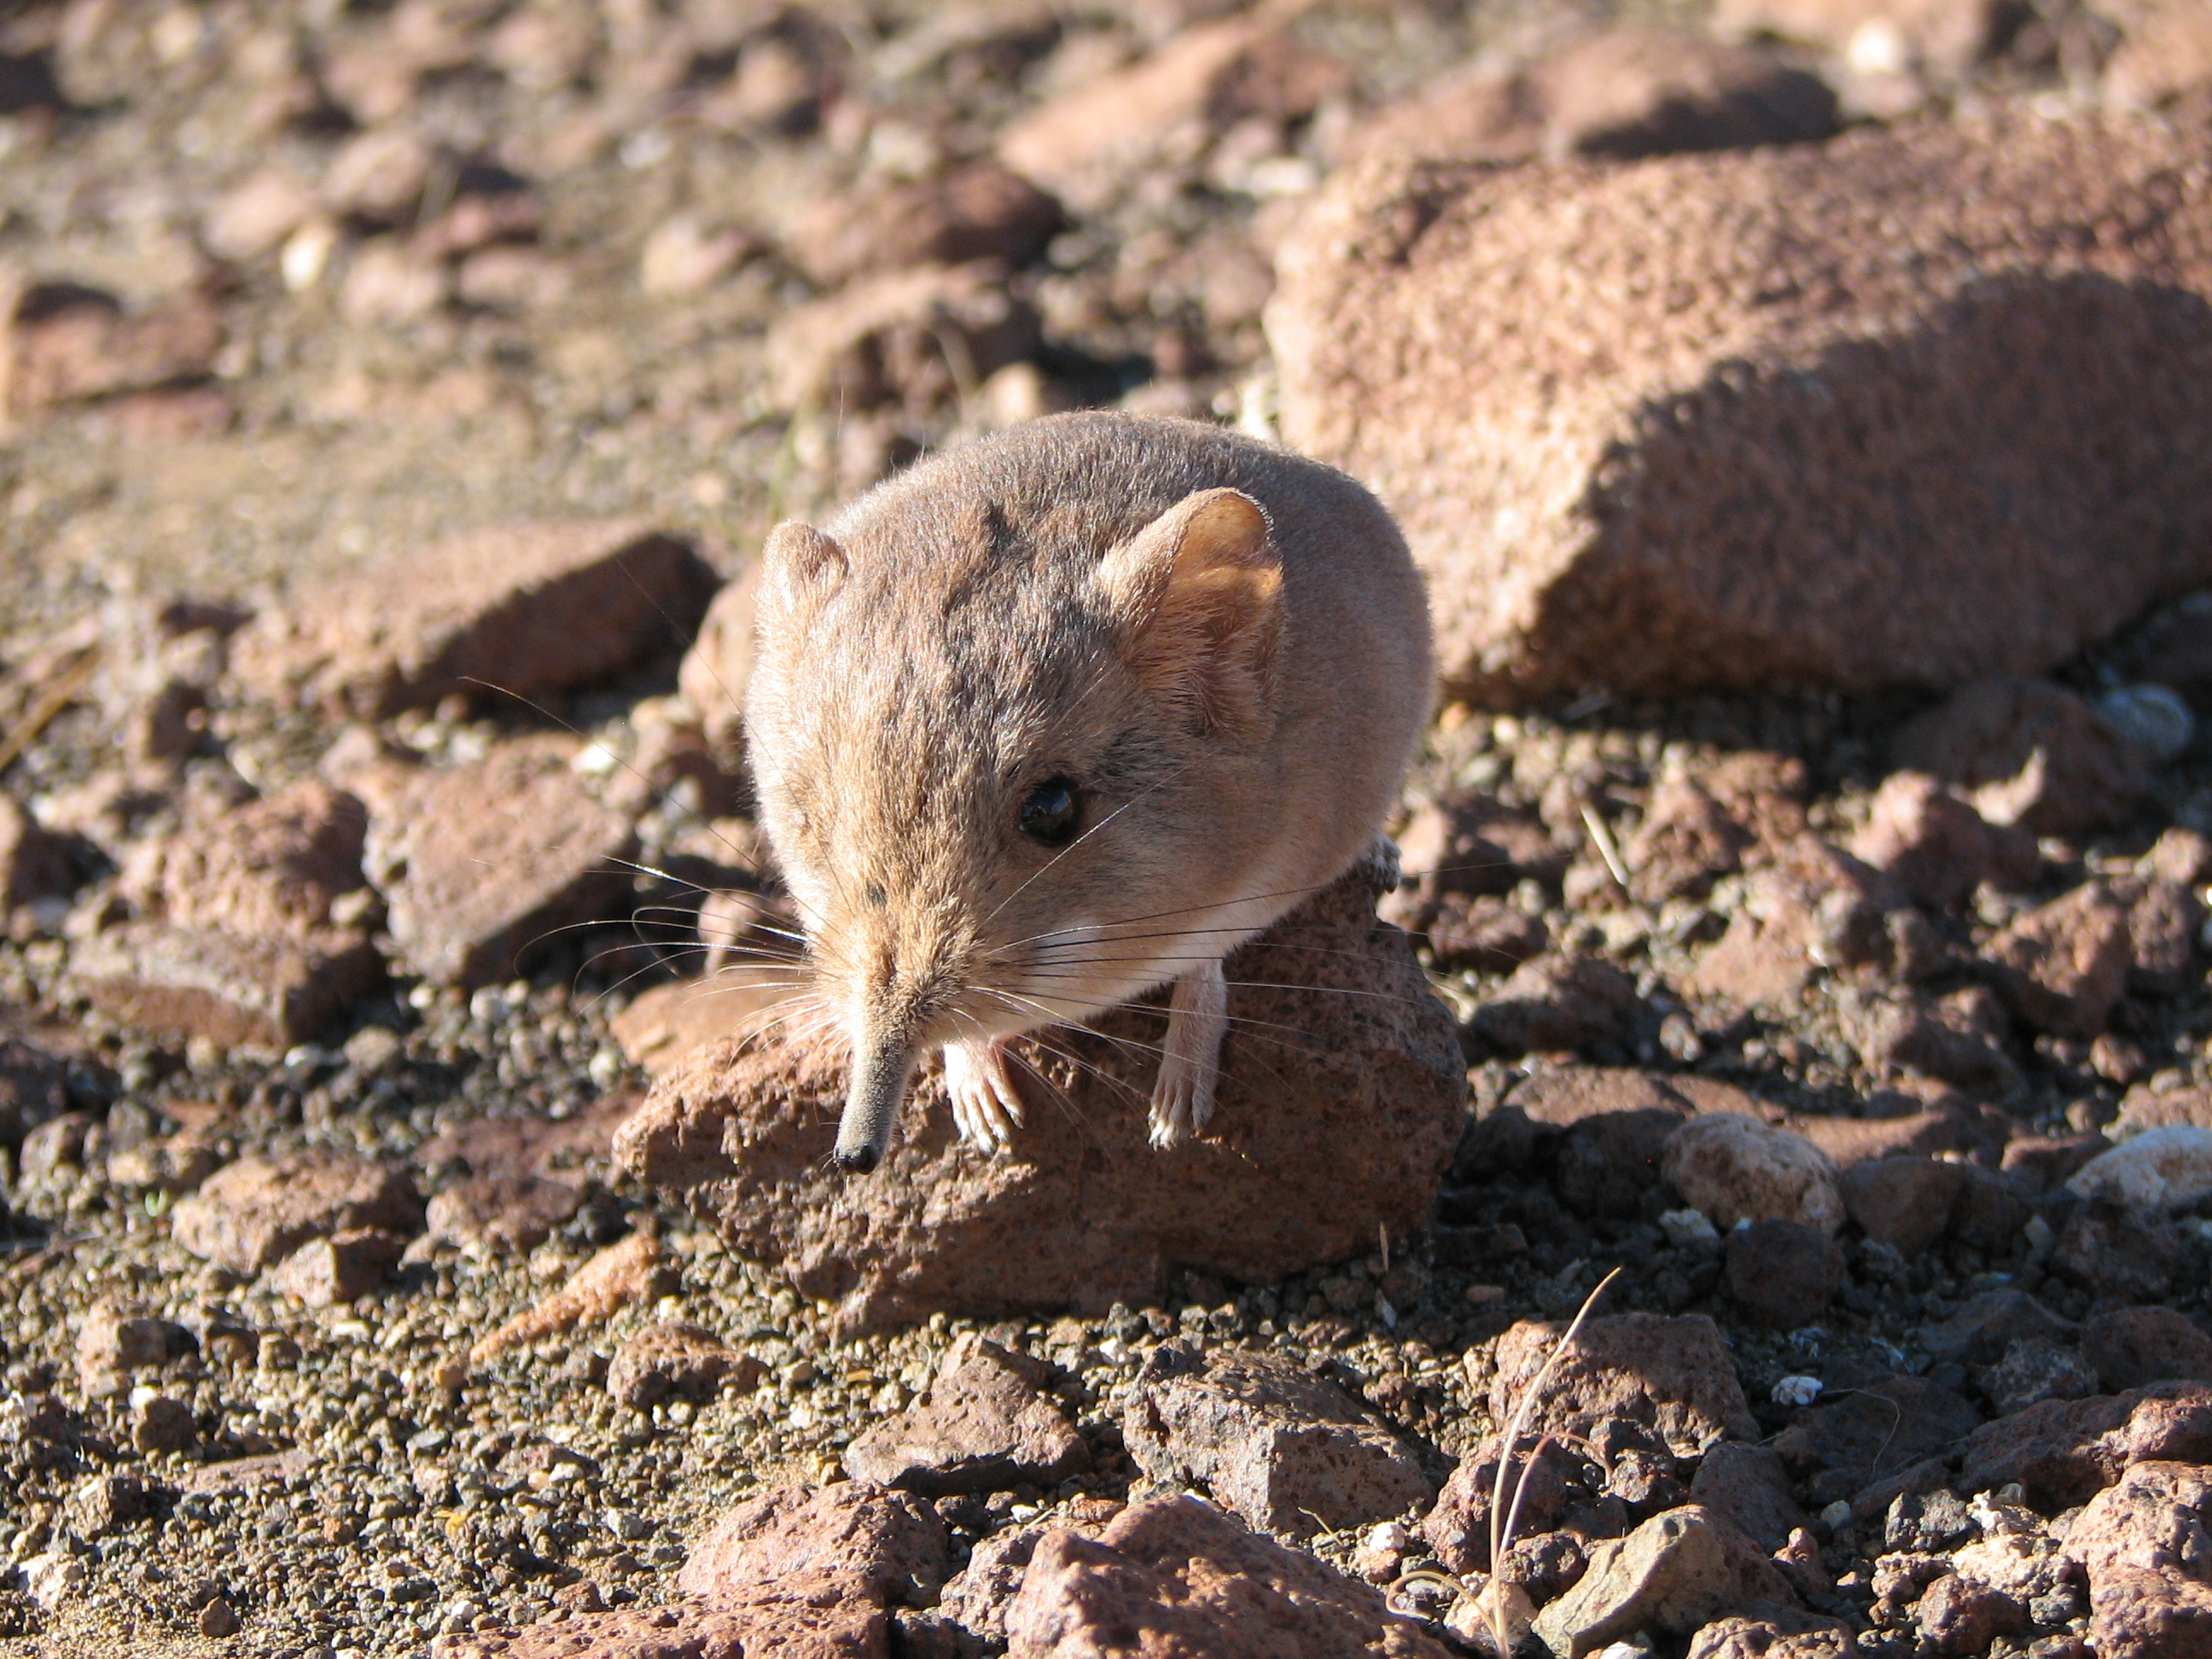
[1485,1266,1622,1657]
[1580,803,1629,892]
[0,644,100,779]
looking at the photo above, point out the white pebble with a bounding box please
[2098,684,2193,765]
[18,1551,84,1610]
[1657,1208,1719,1247]
[2068,1125,2212,1210]
[1772,1375,1824,1407]
[1819,1499,1855,1532]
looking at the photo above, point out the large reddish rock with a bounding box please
[1001,1494,1454,1658]
[613,869,1466,1331]
[169,1152,422,1276]
[1348,25,1835,166]
[1959,1382,2212,1507]
[1269,113,2212,705]
[1123,1344,1429,1541]
[765,263,1040,419]
[1490,1313,1760,1455]
[230,518,717,718]
[1662,1113,1846,1236]
[2064,1459,2212,1659]
[366,736,637,988]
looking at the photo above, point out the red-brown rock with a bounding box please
[170,1152,422,1276]
[1982,881,2134,1039]
[847,1340,1089,1498]
[367,737,637,988]
[1838,1156,1965,1254]
[1960,1382,2212,1507]
[765,263,1040,419]
[0,792,72,911]
[787,160,1062,288]
[997,20,1349,215]
[1,280,221,419]
[1849,771,2038,910]
[1534,26,1838,160]
[1773,1375,1981,1499]
[674,1481,950,1608]
[1420,1434,1579,1574]
[1270,115,2212,705]
[1531,1504,1796,1656]
[1686,1441,1809,1555]
[230,518,716,719]
[423,1174,583,1255]
[70,921,381,1050]
[614,869,1466,1331]
[1663,1114,1846,1236]
[1685,1607,1854,1659]
[1473,953,1639,1054]
[606,1322,763,1412]
[1896,678,2148,836]
[267,1226,406,1307]
[1001,1494,1454,1658]
[1492,1313,1760,1454]
[2084,1308,2212,1394]
[1724,1219,1843,1329]
[428,1583,881,1659]
[2127,876,2207,998]
[121,780,367,940]
[1123,1344,1428,1541]
[2065,1460,2212,1659]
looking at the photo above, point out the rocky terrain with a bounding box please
[4,1,2212,1656]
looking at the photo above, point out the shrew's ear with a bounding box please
[1095,487,1283,744]
[756,521,849,623]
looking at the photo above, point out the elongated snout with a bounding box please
[835,1039,915,1173]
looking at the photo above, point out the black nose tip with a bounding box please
[835,1143,881,1175]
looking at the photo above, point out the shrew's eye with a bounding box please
[1019,777,1081,848]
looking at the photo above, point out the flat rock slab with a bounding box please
[1123,1343,1429,1540]
[1002,1493,1455,1659]
[231,517,717,718]
[70,920,379,1050]
[1492,1313,1760,1455]
[614,870,1466,1332]
[846,1340,1089,1498]
[366,736,637,988]
[1270,111,2212,704]
[1960,1381,2212,1509]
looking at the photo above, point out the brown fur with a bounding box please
[743,411,1433,1169]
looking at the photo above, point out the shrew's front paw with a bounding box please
[945,1038,1025,1155]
